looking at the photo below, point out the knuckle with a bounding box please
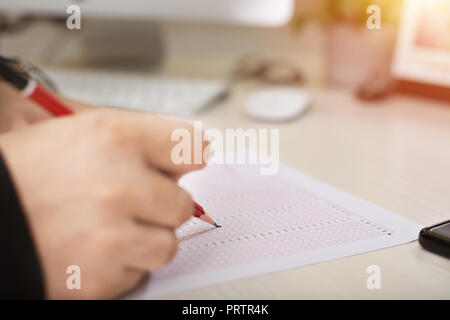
[201,138,210,162]
[200,143,212,166]
[194,126,208,167]
[96,183,134,209]
[96,229,120,254]
[146,181,158,206]
[89,114,130,147]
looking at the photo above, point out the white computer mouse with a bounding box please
[244,87,311,122]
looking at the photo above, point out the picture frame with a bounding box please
[392,0,450,99]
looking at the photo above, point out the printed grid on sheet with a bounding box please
[153,164,394,280]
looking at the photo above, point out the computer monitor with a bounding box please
[0,0,295,27]
[0,0,295,70]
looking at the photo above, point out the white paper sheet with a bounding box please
[127,162,422,299]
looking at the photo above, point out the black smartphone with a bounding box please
[419,220,450,259]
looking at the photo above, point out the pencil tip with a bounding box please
[214,223,222,228]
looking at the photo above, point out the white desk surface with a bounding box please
[2,21,449,299]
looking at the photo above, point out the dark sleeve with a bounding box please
[0,150,45,299]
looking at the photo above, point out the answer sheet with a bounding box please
[128,162,422,298]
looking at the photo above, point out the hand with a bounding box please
[0,109,207,299]
[0,82,96,133]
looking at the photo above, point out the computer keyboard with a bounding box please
[45,68,228,115]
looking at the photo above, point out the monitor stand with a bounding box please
[81,19,165,72]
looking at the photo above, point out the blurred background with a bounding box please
[0,0,449,106]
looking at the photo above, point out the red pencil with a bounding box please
[0,58,220,228]
[193,201,221,228]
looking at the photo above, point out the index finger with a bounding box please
[96,110,210,176]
